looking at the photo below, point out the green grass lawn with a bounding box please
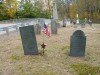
[0,24,100,75]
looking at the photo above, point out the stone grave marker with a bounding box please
[81,23,85,28]
[3,27,9,35]
[51,19,58,34]
[13,25,19,32]
[53,1,58,19]
[55,20,61,28]
[66,19,71,27]
[19,25,38,55]
[38,18,45,28]
[34,24,41,34]
[69,30,86,56]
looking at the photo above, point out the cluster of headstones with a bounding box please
[19,19,86,57]
[0,25,19,35]
[33,18,60,35]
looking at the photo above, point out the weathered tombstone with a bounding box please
[72,20,77,28]
[13,25,19,32]
[19,25,38,55]
[20,23,25,27]
[69,30,86,57]
[66,19,71,28]
[38,18,45,28]
[63,17,66,27]
[81,23,85,28]
[3,27,9,35]
[55,20,61,28]
[51,19,57,34]
[53,1,58,20]
[34,24,41,34]
[56,22,61,28]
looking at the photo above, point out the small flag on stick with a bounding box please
[43,24,51,37]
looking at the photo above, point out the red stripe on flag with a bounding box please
[43,24,51,37]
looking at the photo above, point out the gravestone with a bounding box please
[81,23,85,28]
[51,19,58,34]
[3,27,9,35]
[55,20,61,28]
[63,17,66,27]
[20,23,25,27]
[66,19,71,27]
[69,30,86,57]
[34,24,41,34]
[19,25,38,55]
[38,18,45,28]
[53,1,58,19]
[13,25,19,32]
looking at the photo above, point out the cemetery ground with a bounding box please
[0,24,100,75]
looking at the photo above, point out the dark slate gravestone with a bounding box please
[19,25,38,55]
[34,24,41,34]
[69,30,86,57]
[51,19,58,34]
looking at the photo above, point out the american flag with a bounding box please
[43,24,51,37]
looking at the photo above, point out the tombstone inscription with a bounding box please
[19,25,38,55]
[69,30,86,57]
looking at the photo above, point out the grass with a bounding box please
[71,63,100,75]
[10,54,22,61]
[0,24,100,75]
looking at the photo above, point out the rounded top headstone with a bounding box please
[73,30,85,36]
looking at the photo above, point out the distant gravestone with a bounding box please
[13,25,19,32]
[51,19,58,34]
[53,1,58,19]
[69,30,86,57]
[66,19,71,27]
[3,27,9,35]
[19,25,38,55]
[38,18,45,28]
[55,20,61,28]
[81,23,85,28]
[34,24,41,34]
[56,22,61,28]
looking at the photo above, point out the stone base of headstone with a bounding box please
[55,20,61,28]
[51,19,58,34]
[19,25,38,55]
[3,27,9,35]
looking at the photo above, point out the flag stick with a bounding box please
[43,31,44,43]
[42,33,45,55]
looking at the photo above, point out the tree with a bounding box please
[5,0,18,18]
